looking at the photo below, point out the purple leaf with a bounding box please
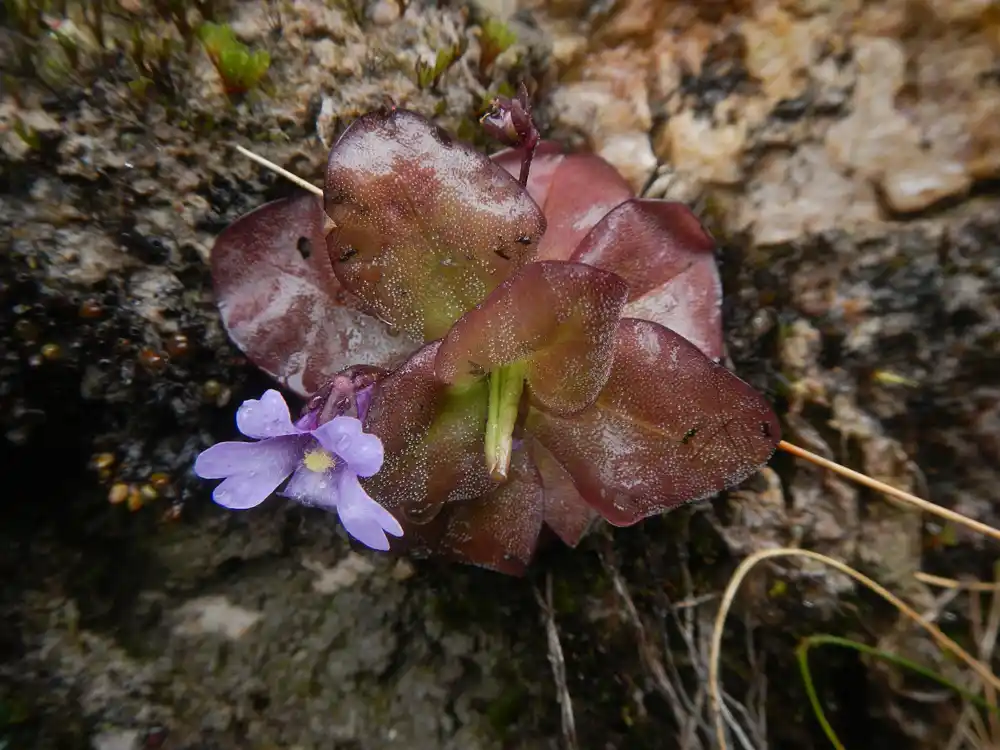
[527,318,781,526]
[362,341,494,526]
[530,438,597,547]
[379,447,544,576]
[324,108,546,341]
[435,261,629,415]
[210,192,415,396]
[492,141,633,261]
[434,449,544,575]
[571,199,724,361]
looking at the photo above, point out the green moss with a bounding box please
[478,18,516,76]
[197,21,270,95]
[12,117,42,151]
[415,42,464,90]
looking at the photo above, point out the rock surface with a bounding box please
[2,1,999,748]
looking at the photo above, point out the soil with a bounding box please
[1,1,998,749]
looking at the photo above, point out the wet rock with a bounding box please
[3,0,1000,748]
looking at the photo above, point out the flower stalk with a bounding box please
[485,360,527,481]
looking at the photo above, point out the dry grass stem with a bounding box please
[535,572,579,750]
[778,441,1000,543]
[709,548,1000,750]
[233,144,324,196]
[916,572,1000,592]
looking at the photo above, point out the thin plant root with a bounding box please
[708,548,1000,750]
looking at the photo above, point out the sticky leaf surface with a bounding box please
[210,192,414,396]
[531,438,597,547]
[325,109,546,341]
[527,318,781,526]
[436,261,629,415]
[362,342,494,526]
[492,141,633,261]
[571,198,724,360]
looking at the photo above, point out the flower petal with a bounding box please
[193,435,306,479]
[235,389,300,439]
[312,416,384,477]
[281,464,338,509]
[337,472,404,551]
[208,441,303,510]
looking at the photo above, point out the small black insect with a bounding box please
[681,427,698,444]
[339,245,358,262]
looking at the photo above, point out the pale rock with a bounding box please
[663,111,747,186]
[594,0,660,43]
[967,93,1000,179]
[552,82,648,140]
[91,728,142,750]
[228,2,272,40]
[641,168,703,204]
[470,0,520,20]
[173,596,263,640]
[780,319,822,378]
[826,37,918,180]
[17,108,62,136]
[45,231,131,286]
[313,38,364,78]
[742,5,824,103]
[740,146,879,247]
[881,158,971,214]
[369,0,401,26]
[597,133,658,193]
[303,553,376,594]
[925,0,994,23]
[549,29,588,69]
[129,267,185,332]
[778,0,835,15]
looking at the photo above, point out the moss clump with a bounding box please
[414,41,464,90]
[478,18,516,76]
[197,22,270,95]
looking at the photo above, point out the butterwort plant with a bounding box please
[198,88,782,574]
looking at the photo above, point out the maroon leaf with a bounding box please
[526,318,781,526]
[435,449,544,575]
[324,108,546,341]
[531,438,597,547]
[210,192,415,396]
[492,141,633,261]
[381,448,544,576]
[571,199,724,361]
[362,341,494,525]
[435,261,629,415]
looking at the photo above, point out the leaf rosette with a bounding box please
[210,105,780,575]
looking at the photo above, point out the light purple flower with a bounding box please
[194,389,403,551]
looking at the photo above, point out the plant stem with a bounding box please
[484,361,526,481]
